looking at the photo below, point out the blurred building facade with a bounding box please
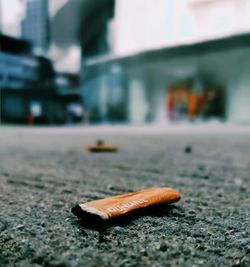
[0,0,85,125]
[22,0,49,53]
[0,35,38,90]
[78,0,250,124]
[0,34,68,124]
[2,0,249,125]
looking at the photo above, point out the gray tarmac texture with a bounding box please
[0,129,250,267]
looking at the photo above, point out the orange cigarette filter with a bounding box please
[72,187,181,221]
[86,140,117,153]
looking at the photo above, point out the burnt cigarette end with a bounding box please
[71,204,107,225]
[71,204,84,219]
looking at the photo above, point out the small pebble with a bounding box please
[15,224,24,230]
[184,146,192,154]
[157,241,168,252]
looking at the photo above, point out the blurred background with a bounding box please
[0,0,250,126]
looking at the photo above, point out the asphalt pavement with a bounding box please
[0,126,249,267]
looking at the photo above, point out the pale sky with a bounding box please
[2,0,23,23]
[1,0,26,36]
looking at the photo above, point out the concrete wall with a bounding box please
[192,46,250,123]
[128,72,149,124]
[124,46,250,124]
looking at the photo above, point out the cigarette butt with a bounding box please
[72,187,181,221]
[86,140,117,153]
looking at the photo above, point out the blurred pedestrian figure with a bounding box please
[28,101,42,125]
[67,103,84,124]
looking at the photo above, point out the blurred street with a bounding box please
[1,1,250,266]
[0,126,249,266]
[1,0,250,126]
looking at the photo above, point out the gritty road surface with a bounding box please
[0,127,249,267]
